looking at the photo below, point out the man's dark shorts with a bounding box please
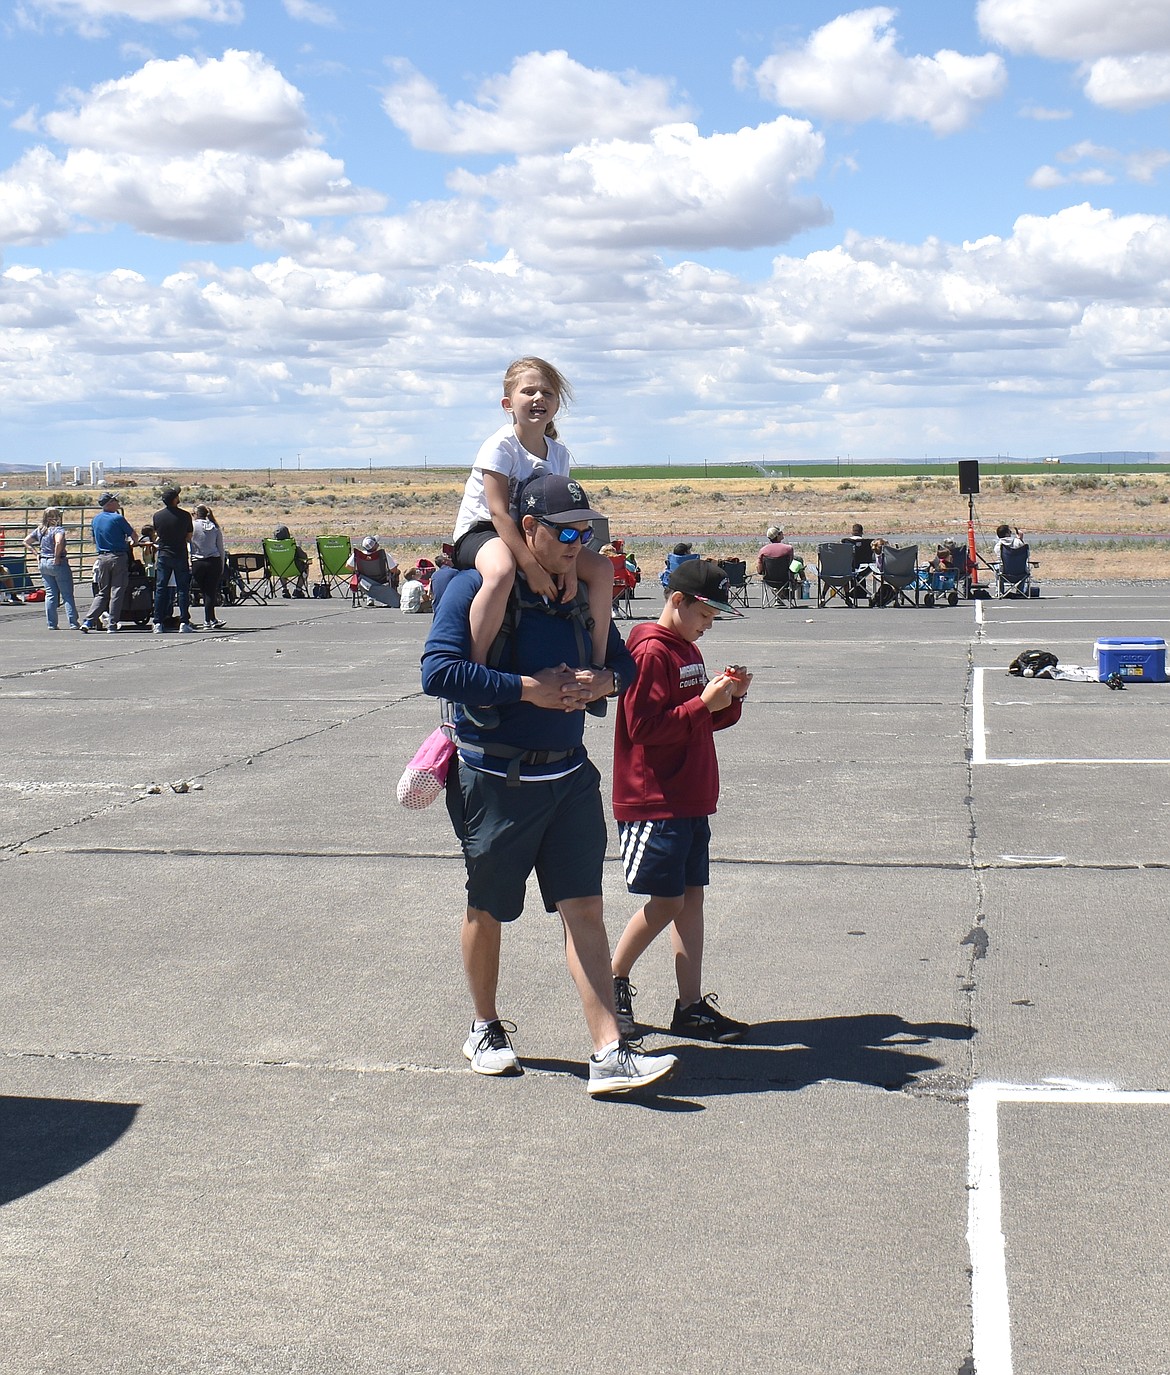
[446,757,607,922]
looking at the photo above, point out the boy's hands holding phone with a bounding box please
[701,664,752,712]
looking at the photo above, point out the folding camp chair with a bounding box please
[758,552,797,608]
[659,550,698,594]
[262,537,304,598]
[996,543,1035,598]
[223,552,268,605]
[716,559,751,611]
[918,541,969,606]
[315,535,353,598]
[609,553,636,620]
[871,544,919,607]
[816,542,866,607]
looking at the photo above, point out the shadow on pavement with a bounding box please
[526,1012,973,1103]
[0,1095,140,1206]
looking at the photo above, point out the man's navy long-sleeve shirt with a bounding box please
[420,569,637,759]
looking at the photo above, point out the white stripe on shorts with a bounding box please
[620,820,656,889]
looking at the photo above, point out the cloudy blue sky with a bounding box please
[1,0,1168,471]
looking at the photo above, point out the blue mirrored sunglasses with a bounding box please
[537,518,594,546]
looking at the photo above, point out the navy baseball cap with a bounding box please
[519,473,606,524]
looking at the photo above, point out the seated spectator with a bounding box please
[272,524,310,598]
[611,538,641,584]
[0,563,23,604]
[659,541,699,592]
[756,525,793,576]
[399,566,431,614]
[348,535,400,607]
[991,524,1024,562]
[138,524,157,573]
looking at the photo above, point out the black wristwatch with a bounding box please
[593,664,621,697]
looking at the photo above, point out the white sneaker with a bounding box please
[462,1020,522,1076]
[587,1040,678,1097]
[151,622,164,634]
[106,625,119,634]
[178,621,195,634]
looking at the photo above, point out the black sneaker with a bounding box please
[670,993,748,1043]
[612,976,638,1037]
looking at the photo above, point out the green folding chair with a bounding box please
[262,537,304,598]
[315,535,354,600]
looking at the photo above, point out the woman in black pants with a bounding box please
[189,504,226,629]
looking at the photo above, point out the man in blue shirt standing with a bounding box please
[80,493,136,634]
[421,473,678,1098]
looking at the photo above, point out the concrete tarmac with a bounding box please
[1,580,1167,1375]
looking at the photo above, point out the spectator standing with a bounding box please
[190,505,226,630]
[152,485,194,634]
[81,493,136,634]
[24,506,80,630]
[421,472,677,1097]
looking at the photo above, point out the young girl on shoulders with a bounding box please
[451,357,611,666]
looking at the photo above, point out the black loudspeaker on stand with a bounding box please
[958,460,980,495]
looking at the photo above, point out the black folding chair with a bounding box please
[224,552,269,605]
[816,543,866,607]
[759,553,797,608]
[996,543,1034,598]
[717,558,751,610]
[871,545,920,607]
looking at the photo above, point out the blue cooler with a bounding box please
[1094,637,1167,683]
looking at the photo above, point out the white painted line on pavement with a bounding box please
[971,667,1170,766]
[968,1081,1170,1375]
[972,663,987,764]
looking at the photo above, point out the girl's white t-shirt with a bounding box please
[453,423,572,541]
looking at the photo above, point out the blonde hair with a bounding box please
[40,506,63,533]
[503,356,573,440]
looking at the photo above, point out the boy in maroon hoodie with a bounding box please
[611,559,753,1041]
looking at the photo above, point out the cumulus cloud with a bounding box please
[740,7,1006,135]
[1,50,382,245]
[451,118,829,257]
[1083,53,1170,109]
[42,50,314,156]
[977,0,1170,61]
[979,0,1170,109]
[381,50,690,155]
[4,204,1170,462]
[19,0,242,31]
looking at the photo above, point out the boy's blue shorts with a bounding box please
[617,816,711,898]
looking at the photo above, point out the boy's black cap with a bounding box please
[668,559,744,616]
[519,473,605,523]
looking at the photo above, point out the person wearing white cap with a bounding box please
[346,535,399,607]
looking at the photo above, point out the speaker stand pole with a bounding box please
[967,492,979,591]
